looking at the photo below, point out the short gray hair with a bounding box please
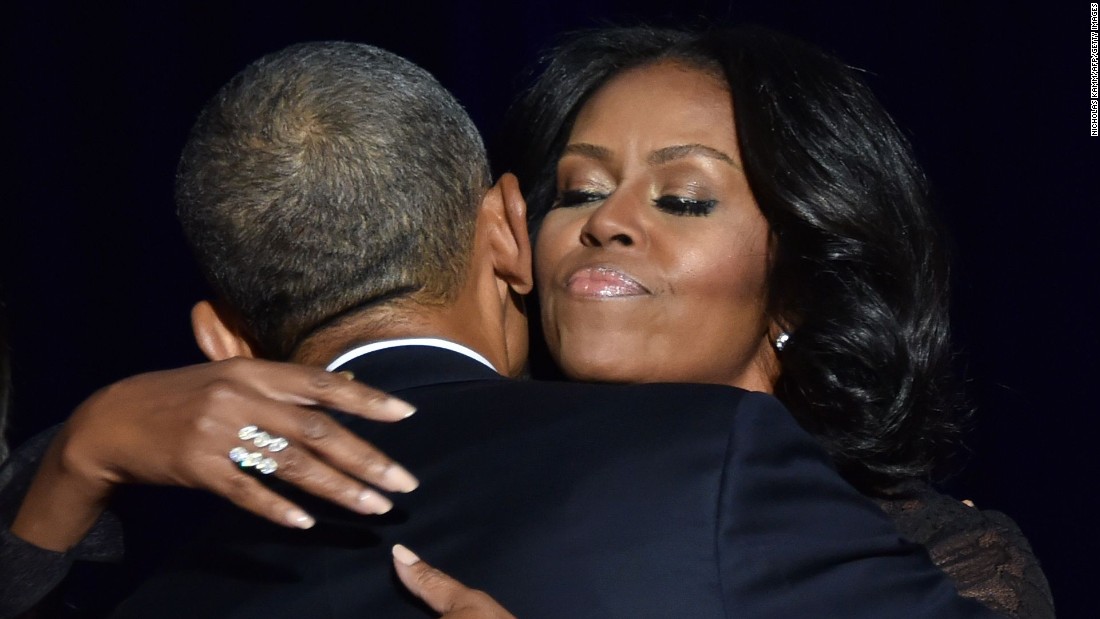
[177,41,489,358]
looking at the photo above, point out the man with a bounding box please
[109,42,997,618]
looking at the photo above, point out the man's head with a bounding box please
[180,42,532,371]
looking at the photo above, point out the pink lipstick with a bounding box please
[566,266,649,298]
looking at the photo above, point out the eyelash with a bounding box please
[555,190,605,208]
[653,195,717,217]
[554,190,717,217]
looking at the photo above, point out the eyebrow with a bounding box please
[648,144,738,167]
[561,142,739,168]
[561,143,612,160]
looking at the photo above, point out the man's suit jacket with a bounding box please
[113,345,999,618]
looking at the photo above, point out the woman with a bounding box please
[515,23,961,516]
[493,25,1052,617]
[386,26,1051,617]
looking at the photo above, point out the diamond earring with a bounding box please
[774,332,791,351]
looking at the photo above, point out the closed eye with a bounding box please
[554,189,607,209]
[653,195,717,217]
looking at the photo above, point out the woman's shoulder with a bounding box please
[873,480,1055,618]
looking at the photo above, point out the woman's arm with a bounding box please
[12,357,417,551]
[1,358,417,617]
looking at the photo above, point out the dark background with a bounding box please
[2,1,1096,615]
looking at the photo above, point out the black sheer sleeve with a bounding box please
[0,427,123,618]
[874,481,1055,618]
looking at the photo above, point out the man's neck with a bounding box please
[290,304,488,370]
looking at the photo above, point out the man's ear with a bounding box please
[482,172,534,295]
[190,300,259,361]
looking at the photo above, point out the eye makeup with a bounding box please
[653,195,717,217]
[553,189,607,209]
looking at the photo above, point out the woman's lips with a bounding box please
[565,266,649,298]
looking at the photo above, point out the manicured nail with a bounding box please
[355,489,393,514]
[380,397,417,419]
[392,543,420,566]
[384,464,420,493]
[287,508,315,529]
[338,371,355,381]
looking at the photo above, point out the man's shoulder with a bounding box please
[400,377,796,441]
[519,378,782,415]
[443,377,772,408]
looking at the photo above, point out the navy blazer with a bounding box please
[114,346,1001,618]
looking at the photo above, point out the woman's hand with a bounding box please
[393,545,517,618]
[10,357,418,551]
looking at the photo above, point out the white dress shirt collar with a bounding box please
[325,337,498,373]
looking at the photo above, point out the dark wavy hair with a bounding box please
[500,26,965,489]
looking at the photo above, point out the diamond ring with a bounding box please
[237,425,289,452]
[229,446,279,475]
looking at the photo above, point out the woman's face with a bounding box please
[535,61,777,392]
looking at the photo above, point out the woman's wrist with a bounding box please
[9,427,114,552]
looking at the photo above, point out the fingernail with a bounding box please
[356,489,393,514]
[392,543,420,566]
[384,465,420,493]
[287,508,316,529]
[338,371,355,381]
[381,397,417,419]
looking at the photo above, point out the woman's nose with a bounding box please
[579,192,645,249]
